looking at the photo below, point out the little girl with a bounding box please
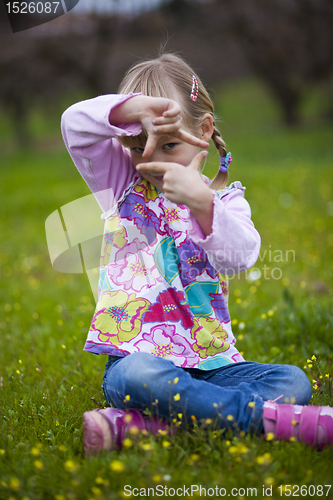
[61,53,332,455]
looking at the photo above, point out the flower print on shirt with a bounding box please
[144,288,193,330]
[120,192,165,244]
[133,179,159,204]
[209,292,230,323]
[133,323,198,368]
[90,290,150,345]
[107,248,162,293]
[101,214,127,266]
[190,316,230,358]
[177,237,217,287]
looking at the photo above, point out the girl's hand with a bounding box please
[109,95,209,157]
[140,98,209,158]
[136,150,214,236]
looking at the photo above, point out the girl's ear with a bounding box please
[200,114,214,142]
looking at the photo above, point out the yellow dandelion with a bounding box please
[91,486,102,496]
[140,443,153,451]
[129,425,139,435]
[123,438,133,448]
[264,477,275,486]
[58,445,66,452]
[110,460,125,472]
[95,477,104,485]
[64,460,78,472]
[190,454,199,461]
[325,373,330,378]
[248,402,255,408]
[238,334,244,340]
[173,393,180,401]
[256,454,270,465]
[157,429,167,436]
[162,441,171,448]
[124,395,130,401]
[16,370,20,374]
[239,445,248,454]
[227,415,234,421]
[9,477,20,491]
[290,437,296,442]
[178,413,183,419]
[152,475,162,482]
[205,418,212,425]
[30,447,40,456]
[265,432,274,441]
[34,460,44,469]
[0,449,5,455]
[290,397,296,404]
[55,495,66,500]
[308,364,313,368]
[229,446,238,454]
[173,377,179,384]
[213,403,218,408]
[261,314,267,319]
[124,413,132,423]
[311,355,316,361]
[267,310,274,317]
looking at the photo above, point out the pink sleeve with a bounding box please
[61,93,142,213]
[188,184,261,274]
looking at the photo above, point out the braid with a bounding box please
[210,125,229,191]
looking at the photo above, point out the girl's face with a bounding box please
[130,133,201,192]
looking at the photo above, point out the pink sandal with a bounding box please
[83,407,169,457]
[263,402,333,450]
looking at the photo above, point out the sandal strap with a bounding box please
[275,404,295,440]
[299,405,320,446]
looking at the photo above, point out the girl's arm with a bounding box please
[61,94,142,213]
[188,185,261,274]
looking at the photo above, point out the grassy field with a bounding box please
[0,78,333,500]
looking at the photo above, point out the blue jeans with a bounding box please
[102,352,312,435]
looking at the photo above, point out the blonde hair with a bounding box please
[118,53,228,190]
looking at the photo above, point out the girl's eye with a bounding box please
[132,147,144,154]
[163,143,176,150]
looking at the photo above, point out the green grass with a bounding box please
[0,78,333,500]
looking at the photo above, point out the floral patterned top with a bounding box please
[61,94,261,370]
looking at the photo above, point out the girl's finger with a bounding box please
[188,150,209,171]
[136,162,169,175]
[142,134,159,158]
[162,101,182,118]
[177,128,209,149]
[152,114,181,126]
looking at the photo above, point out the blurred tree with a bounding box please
[222,0,333,125]
[161,0,333,125]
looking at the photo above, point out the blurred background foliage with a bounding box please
[0,0,333,146]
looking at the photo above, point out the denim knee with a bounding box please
[282,365,312,405]
[104,352,178,407]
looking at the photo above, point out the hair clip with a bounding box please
[219,152,232,173]
[190,75,199,101]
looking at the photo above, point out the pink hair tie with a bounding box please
[190,75,199,101]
